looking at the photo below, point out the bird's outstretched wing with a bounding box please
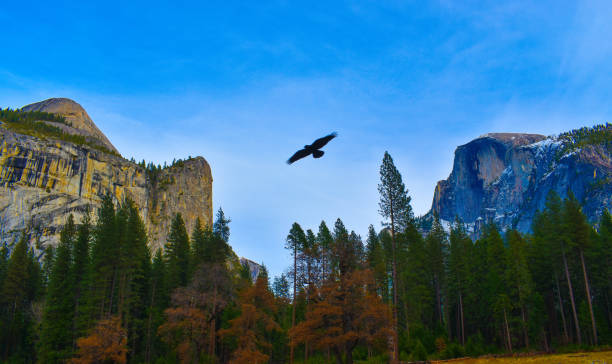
[287,148,312,164]
[310,132,337,150]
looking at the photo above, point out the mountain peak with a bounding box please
[21,98,119,154]
[475,132,546,147]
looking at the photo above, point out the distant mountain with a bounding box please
[421,124,611,237]
[0,98,213,251]
[240,257,263,282]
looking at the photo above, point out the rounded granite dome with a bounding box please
[21,98,119,154]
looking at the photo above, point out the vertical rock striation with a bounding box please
[0,98,212,251]
[427,131,611,237]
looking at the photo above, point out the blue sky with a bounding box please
[1,1,611,277]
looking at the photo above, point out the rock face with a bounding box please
[147,157,213,248]
[427,131,611,237]
[239,258,263,283]
[0,99,212,251]
[21,98,119,155]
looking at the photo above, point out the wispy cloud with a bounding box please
[1,1,611,276]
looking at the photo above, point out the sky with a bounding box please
[1,1,611,277]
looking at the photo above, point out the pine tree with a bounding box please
[483,224,511,351]
[119,201,151,361]
[402,227,431,330]
[41,244,55,288]
[213,207,231,243]
[273,274,291,301]
[165,213,191,290]
[365,225,387,300]
[145,250,167,363]
[221,270,280,364]
[378,151,412,361]
[597,209,612,330]
[159,262,232,363]
[531,197,569,345]
[191,217,207,268]
[39,215,77,363]
[332,219,361,277]
[425,213,448,328]
[0,242,8,292]
[505,229,534,348]
[89,195,119,320]
[563,193,598,345]
[285,222,306,364]
[317,221,333,281]
[448,218,472,345]
[546,192,582,344]
[291,267,391,364]
[72,212,92,343]
[1,232,42,362]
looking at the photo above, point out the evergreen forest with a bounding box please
[1,152,611,364]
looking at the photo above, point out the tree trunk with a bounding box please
[521,305,529,348]
[346,347,353,364]
[402,286,410,338]
[606,292,612,330]
[108,266,119,318]
[145,278,157,363]
[555,271,570,344]
[290,244,297,364]
[435,276,442,325]
[334,347,343,364]
[209,319,216,359]
[579,249,598,345]
[305,259,310,363]
[459,291,465,346]
[209,284,218,357]
[503,307,512,353]
[390,199,400,363]
[561,246,581,344]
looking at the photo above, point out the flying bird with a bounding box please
[287,132,338,164]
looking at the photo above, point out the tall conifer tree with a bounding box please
[164,213,190,290]
[378,151,411,361]
[286,222,306,364]
[39,215,77,363]
[563,193,598,345]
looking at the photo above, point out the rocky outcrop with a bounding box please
[427,130,611,237]
[21,98,119,155]
[240,258,263,283]
[147,157,213,248]
[0,99,213,251]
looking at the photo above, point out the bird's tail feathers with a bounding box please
[312,150,324,158]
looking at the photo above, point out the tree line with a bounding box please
[0,151,610,363]
[0,108,120,156]
[281,152,612,363]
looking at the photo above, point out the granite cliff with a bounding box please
[425,125,611,237]
[0,98,213,251]
[21,98,119,154]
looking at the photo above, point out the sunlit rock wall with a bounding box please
[0,127,212,251]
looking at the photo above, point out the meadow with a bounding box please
[429,350,612,364]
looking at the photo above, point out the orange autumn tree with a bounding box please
[221,269,280,364]
[71,316,128,364]
[291,269,391,364]
[158,289,209,364]
[291,219,391,364]
[158,263,232,363]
